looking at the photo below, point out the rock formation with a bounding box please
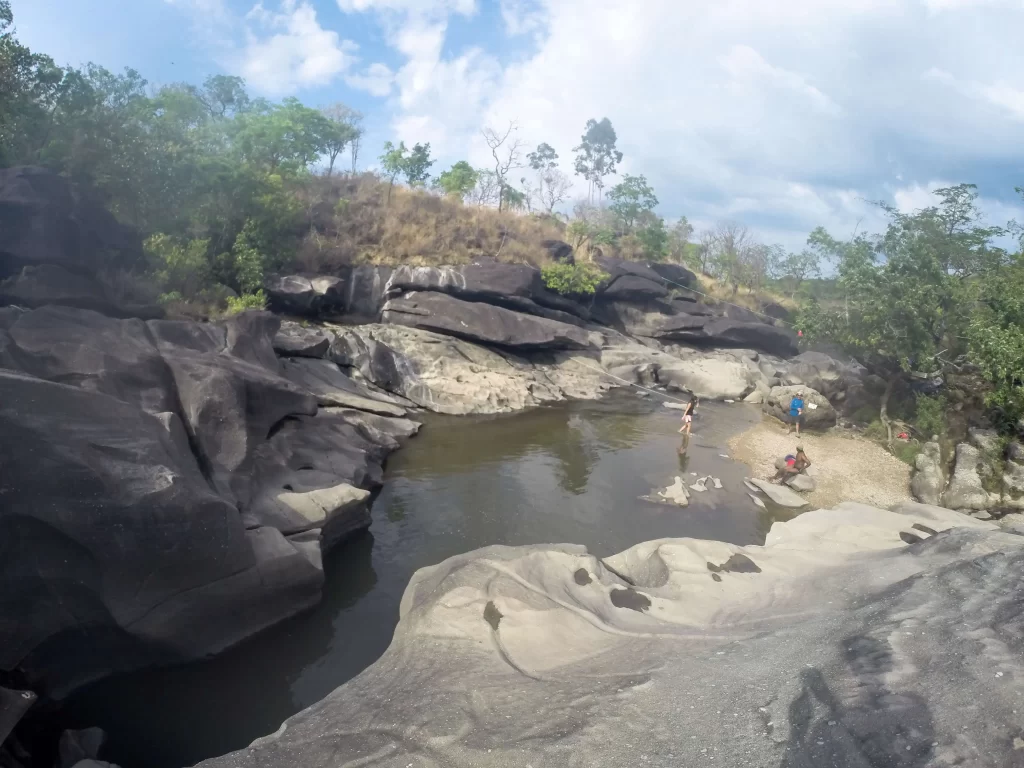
[762,385,838,430]
[199,502,1024,768]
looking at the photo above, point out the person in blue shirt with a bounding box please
[789,390,805,436]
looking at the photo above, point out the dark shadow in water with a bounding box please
[65,394,792,768]
[59,532,379,768]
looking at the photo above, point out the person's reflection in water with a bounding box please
[677,449,690,474]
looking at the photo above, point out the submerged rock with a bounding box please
[198,503,1018,768]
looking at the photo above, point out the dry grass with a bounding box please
[294,174,566,271]
[695,274,797,312]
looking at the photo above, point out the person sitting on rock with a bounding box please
[788,390,806,436]
[772,446,811,483]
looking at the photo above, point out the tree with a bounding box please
[667,217,695,265]
[573,117,623,203]
[435,161,479,200]
[704,221,753,291]
[608,174,658,232]
[482,121,526,212]
[232,98,332,173]
[539,168,572,214]
[403,142,434,186]
[198,75,250,118]
[637,215,669,261]
[527,142,557,206]
[778,248,821,297]
[319,102,361,176]
[379,140,407,202]
[466,169,500,207]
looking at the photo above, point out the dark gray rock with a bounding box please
[540,239,574,263]
[531,288,591,321]
[0,166,142,278]
[57,727,107,768]
[597,274,669,302]
[339,265,391,320]
[382,291,595,350]
[0,264,114,313]
[648,261,696,288]
[488,295,586,327]
[280,357,408,417]
[0,369,323,697]
[264,275,347,317]
[0,306,409,697]
[0,687,36,747]
[386,261,542,302]
[593,255,667,287]
[273,321,333,358]
[643,313,799,357]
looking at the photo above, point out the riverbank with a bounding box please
[728,415,914,509]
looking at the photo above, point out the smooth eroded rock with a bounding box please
[763,385,837,430]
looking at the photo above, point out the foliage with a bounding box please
[319,102,362,176]
[914,393,948,441]
[435,161,478,200]
[541,263,608,297]
[573,117,622,203]
[231,220,267,294]
[145,234,211,299]
[403,142,434,186]
[608,174,659,231]
[636,216,669,260]
[379,140,407,201]
[225,290,268,314]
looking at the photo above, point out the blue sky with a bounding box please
[14,0,1024,250]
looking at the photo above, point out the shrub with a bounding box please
[541,263,608,297]
[145,234,211,299]
[914,394,948,441]
[225,290,268,315]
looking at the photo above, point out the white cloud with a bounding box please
[500,0,547,36]
[719,45,841,116]
[345,62,395,97]
[336,0,476,15]
[926,67,1024,122]
[240,0,357,95]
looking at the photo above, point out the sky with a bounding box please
[13,0,1024,250]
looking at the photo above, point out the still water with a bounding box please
[64,394,797,768]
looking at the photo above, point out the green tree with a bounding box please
[636,215,669,261]
[573,118,623,203]
[231,98,332,173]
[435,161,479,200]
[403,142,434,186]
[779,248,821,297]
[379,140,407,202]
[608,174,659,232]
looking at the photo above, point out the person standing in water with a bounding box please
[679,396,698,436]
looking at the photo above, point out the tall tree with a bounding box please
[573,117,622,204]
[319,102,361,176]
[526,142,557,205]
[482,121,526,212]
[608,174,658,232]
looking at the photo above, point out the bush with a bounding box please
[914,394,948,441]
[541,263,608,297]
[225,290,268,315]
[146,234,211,299]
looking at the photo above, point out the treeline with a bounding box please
[798,184,1024,437]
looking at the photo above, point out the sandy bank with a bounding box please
[728,415,914,509]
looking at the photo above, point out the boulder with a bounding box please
[911,441,946,506]
[273,321,333,358]
[597,274,669,302]
[658,358,759,400]
[763,385,837,430]
[199,504,1022,768]
[0,264,114,313]
[264,274,347,317]
[333,325,611,415]
[0,166,142,277]
[386,261,542,302]
[1003,442,1024,510]
[593,255,667,287]
[778,351,864,401]
[382,291,596,351]
[280,357,408,417]
[0,306,409,697]
[747,477,810,507]
[785,473,816,493]
[942,442,1001,511]
[0,369,323,697]
[645,314,799,357]
[540,239,574,263]
[648,261,696,288]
